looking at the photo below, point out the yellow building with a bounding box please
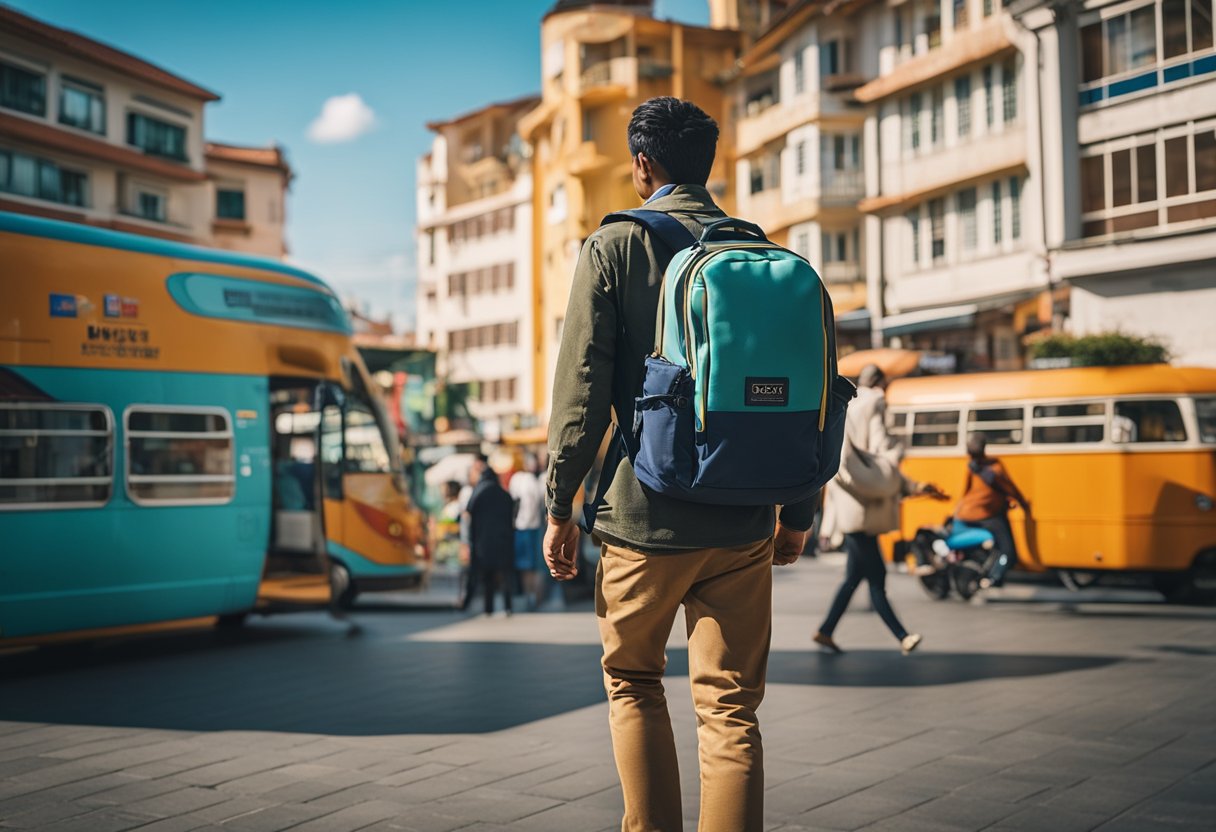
[519,0,743,419]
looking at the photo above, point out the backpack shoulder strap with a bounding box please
[600,209,697,255]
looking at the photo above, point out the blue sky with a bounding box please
[10,0,710,330]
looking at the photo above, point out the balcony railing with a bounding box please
[580,57,636,93]
[821,171,865,204]
[822,261,861,284]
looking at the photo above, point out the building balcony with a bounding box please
[736,101,812,158]
[864,129,1026,214]
[821,171,865,205]
[579,57,637,101]
[822,261,862,284]
[859,17,1013,104]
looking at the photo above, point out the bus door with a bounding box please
[258,379,341,609]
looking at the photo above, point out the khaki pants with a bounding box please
[595,537,773,832]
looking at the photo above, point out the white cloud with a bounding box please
[307,93,377,144]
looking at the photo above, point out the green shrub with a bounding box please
[1029,332,1170,367]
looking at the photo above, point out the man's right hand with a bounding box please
[544,515,580,581]
[773,524,807,566]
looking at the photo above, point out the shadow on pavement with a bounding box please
[768,650,1124,688]
[0,613,1125,736]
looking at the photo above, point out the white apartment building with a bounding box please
[732,0,882,348]
[415,97,538,440]
[1014,0,1216,366]
[857,0,1051,370]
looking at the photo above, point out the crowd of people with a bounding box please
[436,451,552,616]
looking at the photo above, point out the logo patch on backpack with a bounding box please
[745,377,789,407]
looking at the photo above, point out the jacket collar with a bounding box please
[641,183,721,215]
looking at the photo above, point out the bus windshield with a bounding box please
[345,398,392,474]
[1197,398,1216,444]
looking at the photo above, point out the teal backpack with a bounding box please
[581,210,855,532]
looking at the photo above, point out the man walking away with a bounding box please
[544,97,813,832]
[957,434,1029,590]
[815,365,943,655]
[509,454,546,610]
[466,455,515,616]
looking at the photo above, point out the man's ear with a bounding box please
[635,152,653,184]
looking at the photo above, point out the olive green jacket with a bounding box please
[544,184,817,552]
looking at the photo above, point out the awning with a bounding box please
[835,308,871,332]
[880,304,978,338]
[838,348,923,380]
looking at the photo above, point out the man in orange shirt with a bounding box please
[956,434,1029,589]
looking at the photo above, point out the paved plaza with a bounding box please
[1,555,1214,832]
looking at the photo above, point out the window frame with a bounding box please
[126,110,189,163]
[123,405,236,507]
[0,402,115,511]
[1030,401,1108,446]
[216,187,246,220]
[0,59,47,117]
[1112,398,1189,444]
[909,409,962,449]
[58,76,106,135]
[967,405,1027,446]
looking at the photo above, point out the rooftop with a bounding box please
[0,5,220,102]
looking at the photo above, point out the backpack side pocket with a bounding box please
[633,355,696,493]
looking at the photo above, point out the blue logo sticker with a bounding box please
[49,293,77,318]
[104,294,121,317]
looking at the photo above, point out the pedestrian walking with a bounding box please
[456,456,483,611]
[544,97,817,832]
[509,454,546,609]
[466,454,516,616]
[956,433,1029,590]
[815,365,943,655]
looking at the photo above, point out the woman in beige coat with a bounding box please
[814,365,942,655]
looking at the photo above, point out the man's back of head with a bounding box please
[628,97,719,199]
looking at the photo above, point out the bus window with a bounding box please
[967,407,1024,444]
[1195,398,1216,444]
[126,408,235,504]
[911,410,960,447]
[1111,400,1186,444]
[1031,402,1105,444]
[0,405,112,508]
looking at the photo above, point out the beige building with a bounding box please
[415,96,538,440]
[0,5,290,256]
[205,141,292,257]
[1014,0,1216,367]
[519,0,743,418]
[855,0,1050,369]
[731,0,880,349]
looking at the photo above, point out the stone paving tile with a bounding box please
[0,798,97,829]
[37,807,159,832]
[213,803,332,832]
[988,804,1110,832]
[284,799,407,832]
[428,785,563,824]
[122,786,230,818]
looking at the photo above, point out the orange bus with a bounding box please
[884,365,1216,602]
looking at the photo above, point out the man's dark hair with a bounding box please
[967,434,988,459]
[627,97,719,185]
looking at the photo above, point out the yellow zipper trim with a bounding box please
[818,280,830,431]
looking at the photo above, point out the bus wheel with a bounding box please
[919,573,950,600]
[950,563,984,601]
[215,612,248,629]
[330,562,357,610]
[1059,570,1100,592]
